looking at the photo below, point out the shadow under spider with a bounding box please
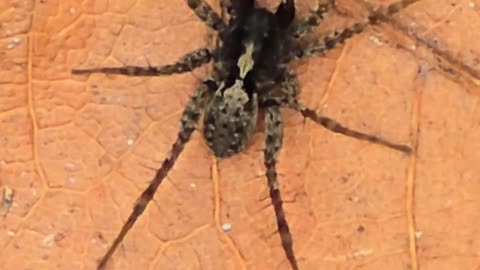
[72,0,418,269]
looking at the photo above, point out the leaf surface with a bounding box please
[1,0,480,269]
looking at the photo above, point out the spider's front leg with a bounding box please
[291,0,331,38]
[220,0,254,18]
[295,21,369,58]
[360,0,422,19]
[263,105,299,270]
[187,0,226,32]
[293,0,422,59]
[72,48,212,76]
[274,74,412,153]
[96,82,213,270]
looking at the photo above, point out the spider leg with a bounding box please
[291,0,330,38]
[96,83,213,270]
[264,74,411,153]
[292,102,411,153]
[295,21,369,58]
[294,0,422,59]
[360,0,421,19]
[72,48,212,76]
[220,0,254,18]
[263,105,299,270]
[220,0,233,17]
[187,0,226,32]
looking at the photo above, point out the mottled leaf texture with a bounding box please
[1,0,480,270]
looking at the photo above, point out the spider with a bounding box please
[72,0,415,269]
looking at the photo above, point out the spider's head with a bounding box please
[243,9,274,44]
[241,9,277,58]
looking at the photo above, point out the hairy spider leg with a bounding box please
[360,0,422,19]
[220,0,254,18]
[263,105,299,270]
[96,84,213,270]
[292,0,331,38]
[220,0,233,18]
[296,0,422,58]
[295,104,412,153]
[298,21,369,58]
[71,48,212,76]
[276,75,412,153]
[187,0,226,32]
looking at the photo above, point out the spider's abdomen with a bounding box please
[203,80,258,158]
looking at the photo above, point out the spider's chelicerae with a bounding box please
[72,0,416,269]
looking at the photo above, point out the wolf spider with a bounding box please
[72,0,416,269]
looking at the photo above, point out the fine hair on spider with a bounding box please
[72,0,419,269]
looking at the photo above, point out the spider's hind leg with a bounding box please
[263,105,299,270]
[96,82,213,270]
[72,48,212,77]
[187,0,226,32]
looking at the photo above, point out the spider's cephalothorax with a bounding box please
[204,4,295,157]
[72,1,418,269]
